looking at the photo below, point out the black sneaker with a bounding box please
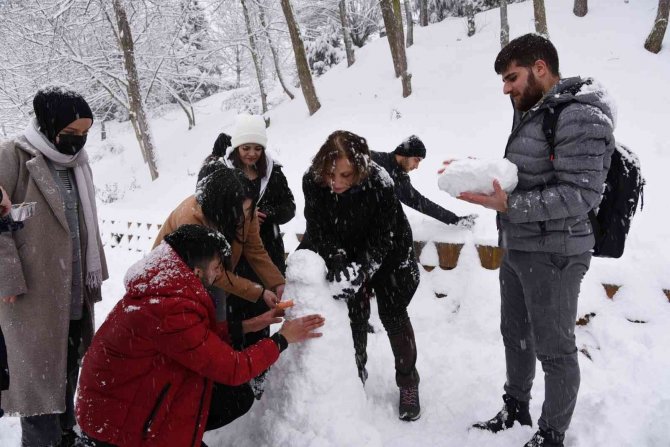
[398,385,421,421]
[524,428,565,447]
[472,394,532,432]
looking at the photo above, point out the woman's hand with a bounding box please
[279,314,325,343]
[262,289,279,308]
[243,308,285,334]
[256,210,267,224]
[275,284,285,301]
[2,296,17,304]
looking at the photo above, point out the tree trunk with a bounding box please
[258,3,295,100]
[280,0,321,115]
[112,0,159,181]
[420,0,428,26]
[466,2,476,37]
[644,0,669,54]
[533,0,549,38]
[235,45,242,88]
[404,0,414,47]
[101,121,107,141]
[379,0,412,97]
[240,0,268,114]
[339,0,356,66]
[573,0,588,17]
[392,0,406,49]
[500,0,509,48]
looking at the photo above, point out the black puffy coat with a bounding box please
[370,150,460,225]
[299,162,416,284]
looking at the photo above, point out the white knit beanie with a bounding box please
[231,114,267,149]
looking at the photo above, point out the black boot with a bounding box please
[398,384,421,421]
[523,428,564,447]
[472,394,532,433]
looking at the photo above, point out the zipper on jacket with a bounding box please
[190,378,209,447]
[142,382,171,439]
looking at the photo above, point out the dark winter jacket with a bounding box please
[370,150,460,225]
[499,77,615,255]
[76,244,281,447]
[299,162,414,281]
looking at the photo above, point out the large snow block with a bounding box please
[438,158,518,197]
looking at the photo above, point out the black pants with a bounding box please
[0,325,9,417]
[347,257,421,388]
[21,318,82,447]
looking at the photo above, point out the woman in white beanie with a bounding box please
[223,114,296,397]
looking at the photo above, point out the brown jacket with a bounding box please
[153,195,285,301]
[0,136,108,416]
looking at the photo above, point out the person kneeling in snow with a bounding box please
[76,225,325,447]
[299,130,422,422]
[371,136,476,228]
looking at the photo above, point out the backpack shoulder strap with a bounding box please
[541,101,573,160]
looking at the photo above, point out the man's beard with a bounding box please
[515,71,544,112]
[398,158,412,172]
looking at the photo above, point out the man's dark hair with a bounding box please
[195,167,256,244]
[164,224,231,272]
[494,33,560,77]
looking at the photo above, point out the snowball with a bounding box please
[437,158,518,197]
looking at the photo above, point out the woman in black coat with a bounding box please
[298,130,422,422]
[199,116,295,361]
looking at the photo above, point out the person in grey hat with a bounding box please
[371,135,476,228]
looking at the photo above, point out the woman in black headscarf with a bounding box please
[0,85,108,447]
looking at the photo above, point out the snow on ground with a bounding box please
[2,0,670,445]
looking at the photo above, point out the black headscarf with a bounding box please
[33,86,94,143]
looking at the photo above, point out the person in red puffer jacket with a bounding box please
[76,224,325,447]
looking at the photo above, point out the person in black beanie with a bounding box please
[370,135,477,228]
[197,132,232,183]
[0,85,107,447]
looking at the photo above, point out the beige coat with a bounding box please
[153,195,284,301]
[0,137,108,416]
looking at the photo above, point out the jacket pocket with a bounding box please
[142,382,171,439]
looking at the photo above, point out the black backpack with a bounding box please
[543,101,644,258]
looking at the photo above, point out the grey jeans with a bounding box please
[500,249,591,434]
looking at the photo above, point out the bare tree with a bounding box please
[280,0,321,115]
[500,0,509,48]
[258,1,295,100]
[533,0,549,38]
[573,0,588,17]
[112,0,159,180]
[379,0,412,97]
[644,0,669,54]
[241,0,268,114]
[404,0,414,47]
[466,1,476,37]
[339,0,356,66]
[420,0,428,26]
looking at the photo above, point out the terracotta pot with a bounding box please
[435,242,463,270]
[296,233,304,243]
[602,283,620,300]
[476,245,504,270]
[422,265,435,272]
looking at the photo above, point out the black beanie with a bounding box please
[33,86,94,143]
[393,135,426,158]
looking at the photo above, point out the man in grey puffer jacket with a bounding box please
[460,34,615,447]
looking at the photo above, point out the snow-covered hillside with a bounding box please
[2,0,669,445]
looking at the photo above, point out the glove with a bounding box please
[326,252,349,282]
[332,263,366,301]
[456,214,478,230]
